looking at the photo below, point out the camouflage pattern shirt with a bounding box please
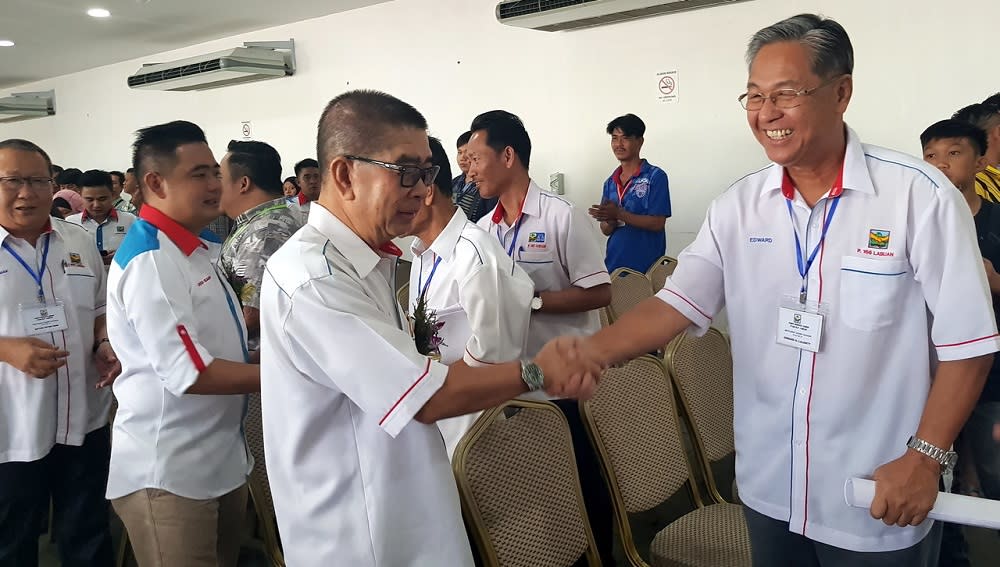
[220,199,303,345]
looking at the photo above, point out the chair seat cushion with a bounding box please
[650,503,751,567]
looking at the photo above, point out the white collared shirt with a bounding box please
[66,209,136,258]
[477,181,610,357]
[658,127,1000,552]
[105,206,251,500]
[409,207,534,456]
[0,218,109,464]
[260,203,473,567]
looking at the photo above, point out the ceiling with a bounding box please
[0,0,387,89]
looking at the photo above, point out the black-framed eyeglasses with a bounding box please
[0,176,54,192]
[737,75,846,111]
[344,155,440,189]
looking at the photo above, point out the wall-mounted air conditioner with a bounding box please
[127,40,295,92]
[0,90,56,123]
[496,0,754,32]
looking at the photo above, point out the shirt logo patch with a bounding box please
[528,232,545,243]
[868,229,890,249]
[632,178,649,198]
[116,225,126,233]
[68,252,84,267]
[748,236,774,244]
[196,275,212,287]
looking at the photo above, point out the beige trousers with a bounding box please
[112,484,248,567]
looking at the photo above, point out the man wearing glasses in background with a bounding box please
[563,13,996,566]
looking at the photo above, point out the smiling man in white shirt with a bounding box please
[0,139,117,567]
[259,90,601,567]
[66,169,136,268]
[406,136,534,457]
[106,121,260,567]
[571,14,998,567]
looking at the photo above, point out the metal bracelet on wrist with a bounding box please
[906,435,958,473]
[520,360,545,392]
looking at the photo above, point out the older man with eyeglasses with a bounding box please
[558,13,997,566]
[258,90,602,567]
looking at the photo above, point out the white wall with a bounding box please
[1,0,995,255]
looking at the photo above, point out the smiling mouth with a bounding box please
[765,129,793,140]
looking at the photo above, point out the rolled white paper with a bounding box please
[844,477,1000,530]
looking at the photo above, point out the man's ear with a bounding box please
[423,186,436,207]
[142,170,167,200]
[330,157,356,202]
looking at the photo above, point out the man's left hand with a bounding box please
[588,202,621,223]
[94,341,121,388]
[869,450,940,527]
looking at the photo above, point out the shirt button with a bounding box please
[799,388,806,395]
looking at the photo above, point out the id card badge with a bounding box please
[776,295,828,353]
[19,301,69,336]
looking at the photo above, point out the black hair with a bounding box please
[55,167,82,186]
[294,158,319,177]
[125,167,134,174]
[0,139,53,171]
[428,136,454,198]
[469,110,532,168]
[316,90,428,175]
[952,103,1000,132]
[226,140,283,197]
[606,114,646,138]
[284,176,300,188]
[109,170,125,185]
[78,169,114,192]
[456,131,473,148]
[920,119,988,157]
[131,120,208,189]
[983,93,1000,108]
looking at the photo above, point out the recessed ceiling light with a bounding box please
[0,40,14,48]
[87,8,112,18]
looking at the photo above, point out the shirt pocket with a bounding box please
[517,250,559,291]
[63,266,97,309]
[838,256,909,331]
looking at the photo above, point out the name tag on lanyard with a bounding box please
[20,301,68,336]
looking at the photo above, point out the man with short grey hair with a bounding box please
[559,13,996,566]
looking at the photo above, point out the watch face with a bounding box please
[531,297,542,310]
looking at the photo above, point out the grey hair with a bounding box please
[746,14,854,78]
[0,139,53,170]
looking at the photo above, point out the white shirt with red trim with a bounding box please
[477,180,610,357]
[408,207,534,456]
[0,219,109,464]
[259,203,473,567]
[657,126,1000,552]
[105,206,251,500]
[66,208,136,258]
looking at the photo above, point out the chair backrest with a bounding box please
[646,256,677,291]
[609,268,655,321]
[453,400,601,567]
[664,328,736,504]
[396,282,410,315]
[580,356,700,567]
[245,393,285,566]
[599,307,611,328]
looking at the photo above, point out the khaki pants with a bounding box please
[112,484,248,567]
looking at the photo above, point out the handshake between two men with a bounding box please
[531,335,609,401]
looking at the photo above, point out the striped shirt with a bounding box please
[975,165,1000,203]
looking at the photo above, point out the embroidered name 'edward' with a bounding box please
[749,237,774,244]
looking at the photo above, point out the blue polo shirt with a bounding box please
[601,160,671,273]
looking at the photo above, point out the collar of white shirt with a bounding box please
[759,126,877,200]
[490,180,544,226]
[410,208,467,262]
[82,208,119,223]
[307,202,402,278]
[0,218,55,245]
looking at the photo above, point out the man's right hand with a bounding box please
[0,337,70,378]
[534,336,605,400]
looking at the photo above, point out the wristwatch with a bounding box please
[92,337,111,354]
[906,436,958,474]
[531,292,543,311]
[520,360,545,391]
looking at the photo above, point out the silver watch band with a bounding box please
[906,436,958,472]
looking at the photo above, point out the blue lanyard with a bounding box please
[783,168,844,304]
[418,256,442,300]
[497,214,526,258]
[3,234,51,302]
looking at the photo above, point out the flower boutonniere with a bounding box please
[412,293,446,359]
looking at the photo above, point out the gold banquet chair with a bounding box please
[245,393,285,567]
[646,256,678,292]
[580,356,750,567]
[453,400,601,567]
[396,282,410,316]
[664,327,738,505]
[609,268,655,322]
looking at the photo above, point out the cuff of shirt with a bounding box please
[571,270,611,289]
[94,303,107,317]
[655,284,712,336]
[379,358,448,438]
[166,348,216,397]
[934,334,1000,362]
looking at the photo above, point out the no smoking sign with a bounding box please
[655,70,678,104]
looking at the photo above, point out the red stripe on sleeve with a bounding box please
[177,325,206,372]
[379,358,432,426]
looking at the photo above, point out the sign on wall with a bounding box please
[241,121,253,139]
[656,70,678,104]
